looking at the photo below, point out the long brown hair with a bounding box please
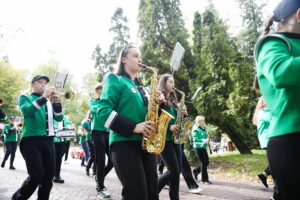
[115,43,138,75]
[158,74,178,108]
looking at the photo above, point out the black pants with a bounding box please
[267,133,300,200]
[2,141,17,167]
[87,139,95,172]
[12,136,55,200]
[64,141,70,161]
[54,142,66,178]
[181,145,198,189]
[158,141,182,200]
[93,132,113,191]
[194,148,209,182]
[111,141,158,200]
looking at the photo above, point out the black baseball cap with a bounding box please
[273,0,300,22]
[31,75,50,83]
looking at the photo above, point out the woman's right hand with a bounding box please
[133,121,157,138]
[170,125,180,135]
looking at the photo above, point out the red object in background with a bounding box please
[71,148,84,159]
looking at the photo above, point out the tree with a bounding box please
[138,0,197,115]
[236,0,265,58]
[92,7,130,82]
[191,7,253,154]
[0,61,27,117]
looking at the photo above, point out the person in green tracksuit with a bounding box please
[79,117,89,167]
[97,43,158,200]
[88,83,114,199]
[1,117,18,170]
[192,116,211,184]
[53,115,71,184]
[12,75,63,200]
[254,0,300,199]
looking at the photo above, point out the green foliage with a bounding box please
[138,0,197,115]
[190,6,257,154]
[92,7,130,82]
[236,0,265,58]
[0,61,27,117]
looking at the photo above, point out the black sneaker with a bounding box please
[257,173,268,188]
[86,166,90,176]
[98,188,111,199]
[192,169,198,181]
[201,181,212,185]
[1,161,5,168]
[9,166,16,170]
[53,176,64,184]
[92,170,96,176]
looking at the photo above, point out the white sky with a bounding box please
[0,0,280,85]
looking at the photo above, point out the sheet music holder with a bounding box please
[54,72,68,89]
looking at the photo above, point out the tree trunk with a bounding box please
[219,125,252,154]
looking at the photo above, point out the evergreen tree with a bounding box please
[92,7,130,82]
[191,7,253,154]
[138,0,197,115]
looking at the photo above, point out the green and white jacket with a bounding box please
[192,126,208,149]
[97,73,148,145]
[255,32,300,138]
[3,124,18,142]
[18,93,63,139]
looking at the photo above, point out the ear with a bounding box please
[121,57,126,64]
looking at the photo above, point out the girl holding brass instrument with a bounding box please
[157,74,181,200]
[97,43,159,200]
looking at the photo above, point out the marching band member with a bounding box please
[97,43,158,200]
[254,0,300,198]
[12,75,63,200]
[157,74,181,200]
[192,116,211,184]
[1,117,18,170]
[79,114,90,167]
[53,115,71,184]
[89,83,114,199]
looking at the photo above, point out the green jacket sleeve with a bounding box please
[3,125,10,135]
[257,38,300,88]
[89,99,98,114]
[18,95,47,117]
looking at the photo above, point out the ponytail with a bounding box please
[262,16,274,36]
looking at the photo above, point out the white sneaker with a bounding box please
[189,187,203,194]
[98,188,111,199]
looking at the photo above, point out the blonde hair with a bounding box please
[193,115,205,130]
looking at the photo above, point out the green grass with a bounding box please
[208,150,269,179]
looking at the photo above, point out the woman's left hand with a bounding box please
[156,91,166,104]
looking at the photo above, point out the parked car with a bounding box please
[71,148,84,159]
